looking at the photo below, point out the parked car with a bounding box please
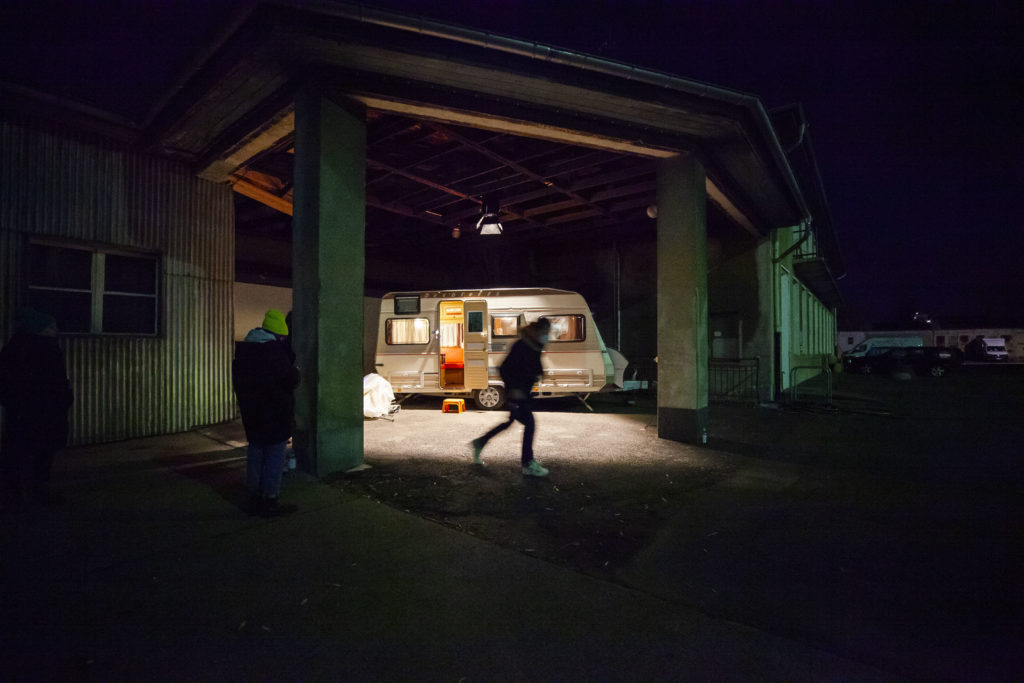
[847,346,961,377]
[843,345,894,374]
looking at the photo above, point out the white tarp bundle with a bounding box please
[363,373,395,418]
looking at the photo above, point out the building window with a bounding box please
[936,335,945,346]
[28,242,159,335]
[385,318,430,344]
[491,315,519,338]
[541,314,586,342]
[959,335,969,344]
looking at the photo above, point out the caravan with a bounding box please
[374,288,625,409]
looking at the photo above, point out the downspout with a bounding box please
[614,241,622,351]
[784,122,808,154]
[774,221,812,264]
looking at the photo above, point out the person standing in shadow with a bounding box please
[0,307,73,511]
[232,309,300,517]
[470,318,551,477]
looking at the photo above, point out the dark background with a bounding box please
[3,0,1021,328]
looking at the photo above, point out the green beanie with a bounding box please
[262,309,288,336]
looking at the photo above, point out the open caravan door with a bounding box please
[463,299,489,390]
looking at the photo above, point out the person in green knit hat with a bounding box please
[232,309,300,517]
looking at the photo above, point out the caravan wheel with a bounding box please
[474,386,506,410]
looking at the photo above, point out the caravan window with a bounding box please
[386,318,430,344]
[541,315,586,342]
[491,315,519,337]
[394,296,420,315]
[466,311,484,334]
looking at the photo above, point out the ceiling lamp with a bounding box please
[476,194,503,235]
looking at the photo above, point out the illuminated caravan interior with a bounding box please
[439,301,465,388]
[375,288,619,410]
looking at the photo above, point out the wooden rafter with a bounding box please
[428,123,612,219]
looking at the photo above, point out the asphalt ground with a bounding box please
[1,363,1021,680]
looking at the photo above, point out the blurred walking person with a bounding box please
[470,318,551,477]
[232,309,300,516]
[0,307,73,511]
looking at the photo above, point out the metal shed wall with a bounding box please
[0,120,235,446]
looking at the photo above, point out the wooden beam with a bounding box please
[231,175,293,216]
[705,177,759,237]
[428,122,612,219]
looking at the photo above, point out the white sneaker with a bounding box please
[469,439,484,465]
[522,460,549,477]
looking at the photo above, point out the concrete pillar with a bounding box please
[292,87,366,476]
[752,239,775,402]
[656,154,709,443]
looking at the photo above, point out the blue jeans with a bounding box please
[246,441,287,499]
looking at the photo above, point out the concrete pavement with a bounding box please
[1,426,891,681]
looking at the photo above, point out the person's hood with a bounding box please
[521,324,547,351]
[244,328,279,343]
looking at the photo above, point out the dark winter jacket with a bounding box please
[0,332,74,450]
[232,328,300,445]
[499,334,544,398]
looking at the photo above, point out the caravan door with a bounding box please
[439,300,465,388]
[463,299,489,390]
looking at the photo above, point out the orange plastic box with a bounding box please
[442,398,466,413]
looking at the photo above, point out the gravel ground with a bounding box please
[332,364,1024,678]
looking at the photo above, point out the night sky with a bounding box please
[3,1,1021,327]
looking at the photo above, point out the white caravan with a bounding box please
[374,288,622,409]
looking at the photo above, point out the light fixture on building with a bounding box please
[646,204,658,219]
[451,226,461,239]
[476,194,503,235]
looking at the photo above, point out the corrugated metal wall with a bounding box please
[1,119,236,446]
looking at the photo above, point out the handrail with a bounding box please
[789,356,832,405]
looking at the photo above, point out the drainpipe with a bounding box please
[773,221,812,263]
[614,242,622,351]
[784,122,808,154]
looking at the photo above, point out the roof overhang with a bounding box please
[133,1,810,235]
[793,256,843,309]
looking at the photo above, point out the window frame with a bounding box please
[539,314,587,343]
[393,295,421,315]
[26,239,161,337]
[385,317,431,345]
[490,314,520,338]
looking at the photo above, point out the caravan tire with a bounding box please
[474,386,506,410]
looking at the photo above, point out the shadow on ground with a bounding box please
[338,364,1024,679]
